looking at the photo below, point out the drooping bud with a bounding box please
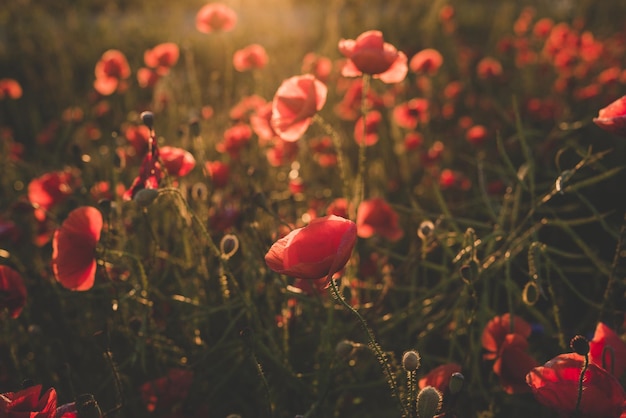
[220,234,240,259]
[449,372,465,395]
[335,340,355,358]
[402,350,421,372]
[570,335,590,356]
[133,188,159,207]
[416,386,442,418]
[140,111,154,130]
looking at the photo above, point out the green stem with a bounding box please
[328,278,407,417]
[355,74,371,209]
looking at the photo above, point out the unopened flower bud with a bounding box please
[570,335,590,356]
[402,350,421,372]
[449,372,464,395]
[416,386,442,418]
[133,188,159,207]
[335,339,355,358]
[141,111,154,130]
[220,234,240,259]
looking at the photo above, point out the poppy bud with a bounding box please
[449,372,464,395]
[133,188,159,207]
[570,335,590,356]
[335,340,355,358]
[220,234,239,259]
[141,111,154,130]
[416,386,442,418]
[402,350,421,372]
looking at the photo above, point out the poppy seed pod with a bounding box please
[402,350,421,372]
[265,215,357,280]
[416,386,442,418]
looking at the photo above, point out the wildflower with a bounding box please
[265,215,357,280]
[526,353,626,417]
[356,198,404,241]
[418,363,463,393]
[51,206,103,291]
[409,48,444,76]
[216,123,253,158]
[250,102,278,142]
[143,42,179,75]
[205,161,230,189]
[338,30,408,83]
[159,146,196,177]
[0,265,27,319]
[589,322,626,378]
[229,94,266,121]
[0,384,57,418]
[233,44,268,72]
[354,110,382,146]
[93,49,131,96]
[124,124,151,158]
[27,170,78,221]
[404,132,423,151]
[195,3,237,33]
[301,52,333,83]
[481,313,532,360]
[593,95,626,137]
[476,57,503,80]
[0,78,23,100]
[465,125,489,146]
[140,368,194,412]
[493,334,538,394]
[271,74,327,141]
[393,98,430,129]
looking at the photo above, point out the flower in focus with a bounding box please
[93,49,131,96]
[0,384,57,418]
[0,265,27,319]
[140,368,194,412]
[589,322,626,378]
[0,78,23,100]
[481,313,532,360]
[338,30,408,83]
[526,353,626,418]
[354,110,382,146]
[195,3,237,33]
[159,146,196,177]
[356,198,404,241]
[418,363,462,393]
[271,74,327,141]
[233,44,269,72]
[265,215,357,280]
[593,95,626,137]
[409,48,444,76]
[51,206,103,291]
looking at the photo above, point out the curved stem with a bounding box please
[574,353,589,417]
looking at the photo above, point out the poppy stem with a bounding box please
[313,115,351,208]
[355,74,371,212]
[574,353,589,417]
[328,277,408,417]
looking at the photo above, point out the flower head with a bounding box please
[339,31,407,83]
[159,146,196,177]
[0,78,23,100]
[356,198,404,241]
[593,95,626,137]
[265,215,357,280]
[233,44,268,72]
[481,313,532,360]
[143,42,179,75]
[52,206,103,291]
[526,353,626,418]
[271,74,327,141]
[195,3,237,33]
[94,49,131,96]
[409,48,444,76]
[0,265,27,319]
[589,322,626,378]
[0,385,57,418]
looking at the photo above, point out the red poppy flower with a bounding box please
[356,198,404,241]
[0,265,27,319]
[465,125,489,146]
[137,68,160,89]
[195,3,237,33]
[494,334,539,394]
[205,161,230,188]
[140,368,194,412]
[334,78,383,121]
[52,206,103,291]
[354,110,382,146]
[159,146,196,177]
[144,42,179,75]
[93,49,131,96]
[271,74,327,142]
[0,78,23,100]
[404,132,423,151]
[124,124,151,157]
[418,363,462,393]
[301,52,333,83]
[481,313,532,360]
[0,385,57,418]
[123,139,163,201]
[326,198,349,219]
[265,215,357,280]
[338,30,408,83]
[266,138,299,167]
[526,353,626,418]
[216,123,253,158]
[589,322,626,378]
[233,44,268,72]
[476,57,503,80]
[27,170,77,221]
[409,49,444,76]
[393,98,430,129]
[250,102,277,142]
[593,95,626,137]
